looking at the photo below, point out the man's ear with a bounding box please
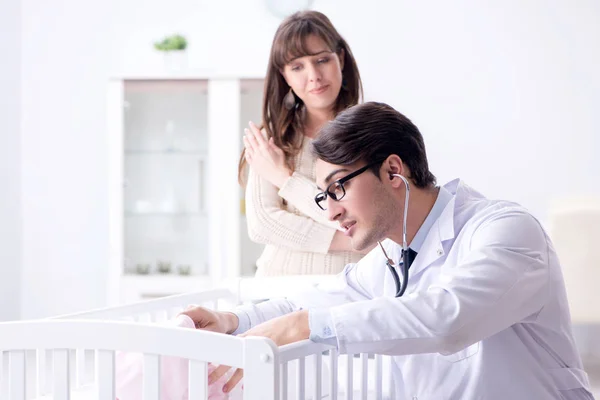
[384,155,407,185]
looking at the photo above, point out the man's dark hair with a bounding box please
[312,102,436,188]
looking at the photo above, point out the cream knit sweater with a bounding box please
[245,138,363,276]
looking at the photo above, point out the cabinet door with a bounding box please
[123,80,209,277]
[107,79,211,304]
[108,78,265,304]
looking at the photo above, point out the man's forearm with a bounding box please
[232,298,299,334]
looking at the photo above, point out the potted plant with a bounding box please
[157,260,172,274]
[177,264,192,276]
[154,34,188,71]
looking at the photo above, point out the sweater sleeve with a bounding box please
[245,167,336,254]
[278,171,341,229]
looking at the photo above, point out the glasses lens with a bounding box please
[328,182,346,201]
[315,192,328,210]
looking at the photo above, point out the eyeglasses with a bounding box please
[314,160,384,210]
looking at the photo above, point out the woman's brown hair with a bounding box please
[238,10,363,185]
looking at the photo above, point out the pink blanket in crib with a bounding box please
[115,314,242,400]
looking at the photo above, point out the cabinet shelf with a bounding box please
[119,274,213,300]
[125,212,206,217]
[125,150,206,156]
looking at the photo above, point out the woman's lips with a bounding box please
[310,85,329,94]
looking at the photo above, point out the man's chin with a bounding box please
[351,236,374,253]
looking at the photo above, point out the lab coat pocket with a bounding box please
[439,342,480,363]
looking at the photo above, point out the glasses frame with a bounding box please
[314,160,384,210]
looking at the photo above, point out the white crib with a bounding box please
[0,276,394,400]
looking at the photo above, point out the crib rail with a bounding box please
[0,319,278,400]
[1,276,393,399]
[51,288,234,322]
[1,322,392,399]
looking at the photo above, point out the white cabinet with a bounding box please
[107,76,264,303]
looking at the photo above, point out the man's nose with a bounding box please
[327,198,343,221]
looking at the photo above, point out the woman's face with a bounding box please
[281,34,345,115]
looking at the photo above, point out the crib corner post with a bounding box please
[242,337,279,400]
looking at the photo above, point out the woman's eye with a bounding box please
[317,57,330,64]
[290,65,302,71]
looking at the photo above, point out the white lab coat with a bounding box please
[238,179,593,399]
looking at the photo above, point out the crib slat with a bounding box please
[1,352,8,399]
[281,362,288,400]
[188,360,208,399]
[142,354,160,400]
[37,349,52,396]
[313,353,322,400]
[9,350,26,400]
[96,350,115,400]
[153,310,168,323]
[75,349,87,387]
[329,349,338,400]
[360,354,368,400]
[169,307,183,319]
[25,350,38,399]
[374,354,383,400]
[386,356,395,399]
[346,354,354,400]
[53,349,70,399]
[296,357,305,400]
[137,313,151,323]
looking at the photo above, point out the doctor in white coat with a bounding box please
[182,102,593,399]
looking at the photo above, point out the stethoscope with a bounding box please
[377,173,412,298]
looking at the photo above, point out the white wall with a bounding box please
[15,0,600,317]
[20,0,114,318]
[0,0,22,321]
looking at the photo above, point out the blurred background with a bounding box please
[1,0,599,384]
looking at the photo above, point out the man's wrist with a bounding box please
[223,312,239,334]
[295,310,311,339]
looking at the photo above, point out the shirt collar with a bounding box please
[409,185,453,253]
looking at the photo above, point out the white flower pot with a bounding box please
[162,50,187,72]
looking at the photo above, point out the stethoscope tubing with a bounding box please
[378,173,410,297]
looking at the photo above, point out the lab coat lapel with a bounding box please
[408,196,457,277]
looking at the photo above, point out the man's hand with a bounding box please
[209,310,310,393]
[178,306,239,334]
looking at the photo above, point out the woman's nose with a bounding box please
[307,63,322,82]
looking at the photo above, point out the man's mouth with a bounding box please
[341,221,356,231]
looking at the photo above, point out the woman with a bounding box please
[239,10,365,276]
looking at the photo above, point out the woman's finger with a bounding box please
[243,129,258,149]
[244,128,260,150]
[248,121,267,147]
[242,135,253,151]
[223,368,244,393]
[208,364,232,385]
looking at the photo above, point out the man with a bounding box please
[183,102,592,399]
